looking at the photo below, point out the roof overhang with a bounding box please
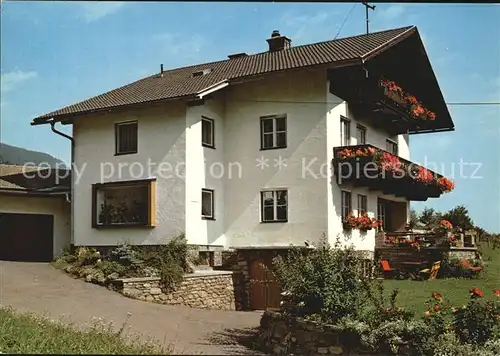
[196,80,229,99]
[360,28,454,134]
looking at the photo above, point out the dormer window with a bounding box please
[192,68,212,77]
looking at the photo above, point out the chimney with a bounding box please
[266,30,291,52]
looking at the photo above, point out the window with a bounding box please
[261,189,288,222]
[340,117,350,146]
[260,115,287,149]
[202,117,214,148]
[358,194,367,216]
[341,190,352,220]
[356,125,366,144]
[92,179,156,228]
[377,200,387,230]
[386,139,398,155]
[115,121,138,155]
[201,189,214,219]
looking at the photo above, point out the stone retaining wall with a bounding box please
[116,271,244,310]
[258,311,378,355]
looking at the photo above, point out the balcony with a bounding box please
[328,64,455,135]
[333,144,455,201]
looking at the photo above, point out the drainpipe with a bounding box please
[50,120,75,245]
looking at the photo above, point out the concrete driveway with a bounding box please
[0,261,263,355]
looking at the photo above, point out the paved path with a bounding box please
[0,261,263,355]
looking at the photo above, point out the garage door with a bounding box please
[0,213,54,262]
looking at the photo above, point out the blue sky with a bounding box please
[1,2,499,232]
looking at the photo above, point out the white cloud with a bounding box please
[152,33,204,58]
[376,4,406,22]
[77,2,126,22]
[1,69,38,93]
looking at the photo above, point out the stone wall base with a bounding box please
[258,311,380,355]
[115,270,244,310]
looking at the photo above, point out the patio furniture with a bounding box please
[380,260,396,278]
[401,261,428,280]
[419,261,441,280]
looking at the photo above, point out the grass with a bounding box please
[382,244,500,315]
[0,307,167,354]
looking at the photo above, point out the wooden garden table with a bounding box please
[400,261,428,280]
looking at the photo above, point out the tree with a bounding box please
[408,209,419,229]
[419,207,441,228]
[441,205,474,231]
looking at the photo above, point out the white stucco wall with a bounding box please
[0,194,71,257]
[327,86,410,251]
[185,94,227,247]
[72,101,186,246]
[224,69,330,247]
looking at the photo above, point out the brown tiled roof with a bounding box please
[0,164,70,192]
[33,26,415,122]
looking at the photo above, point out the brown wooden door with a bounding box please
[0,213,54,262]
[249,258,282,310]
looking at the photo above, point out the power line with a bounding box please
[334,3,357,40]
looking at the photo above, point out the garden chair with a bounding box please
[419,261,441,280]
[380,260,395,278]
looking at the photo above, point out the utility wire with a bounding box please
[334,3,358,40]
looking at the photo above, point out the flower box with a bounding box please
[383,87,407,107]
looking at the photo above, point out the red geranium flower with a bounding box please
[432,291,443,301]
[470,287,483,298]
[433,304,441,312]
[494,289,500,297]
[437,177,455,192]
[406,95,418,105]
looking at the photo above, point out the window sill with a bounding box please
[202,216,216,221]
[261,220,288,224]
[93,223,155,229]
[202,143,216,149]
[260,146,287,151]
[114,151,138,156]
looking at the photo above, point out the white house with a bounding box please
[31,26,455,262]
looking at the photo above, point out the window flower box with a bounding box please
[380,78,436,121]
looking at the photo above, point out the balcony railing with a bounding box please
[333,144,455,201]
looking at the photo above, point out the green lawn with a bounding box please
[0,307,167,354]
[382,245,500,315]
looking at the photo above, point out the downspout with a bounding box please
[50,120,75,246]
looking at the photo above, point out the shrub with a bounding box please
[452,297,500,345]
[94,260,127,277]
[272,237,365,323]
[74,247,101,267]
[134,234,188,292]
[109,244,144,269]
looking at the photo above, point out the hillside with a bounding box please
[0,143,66,168]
